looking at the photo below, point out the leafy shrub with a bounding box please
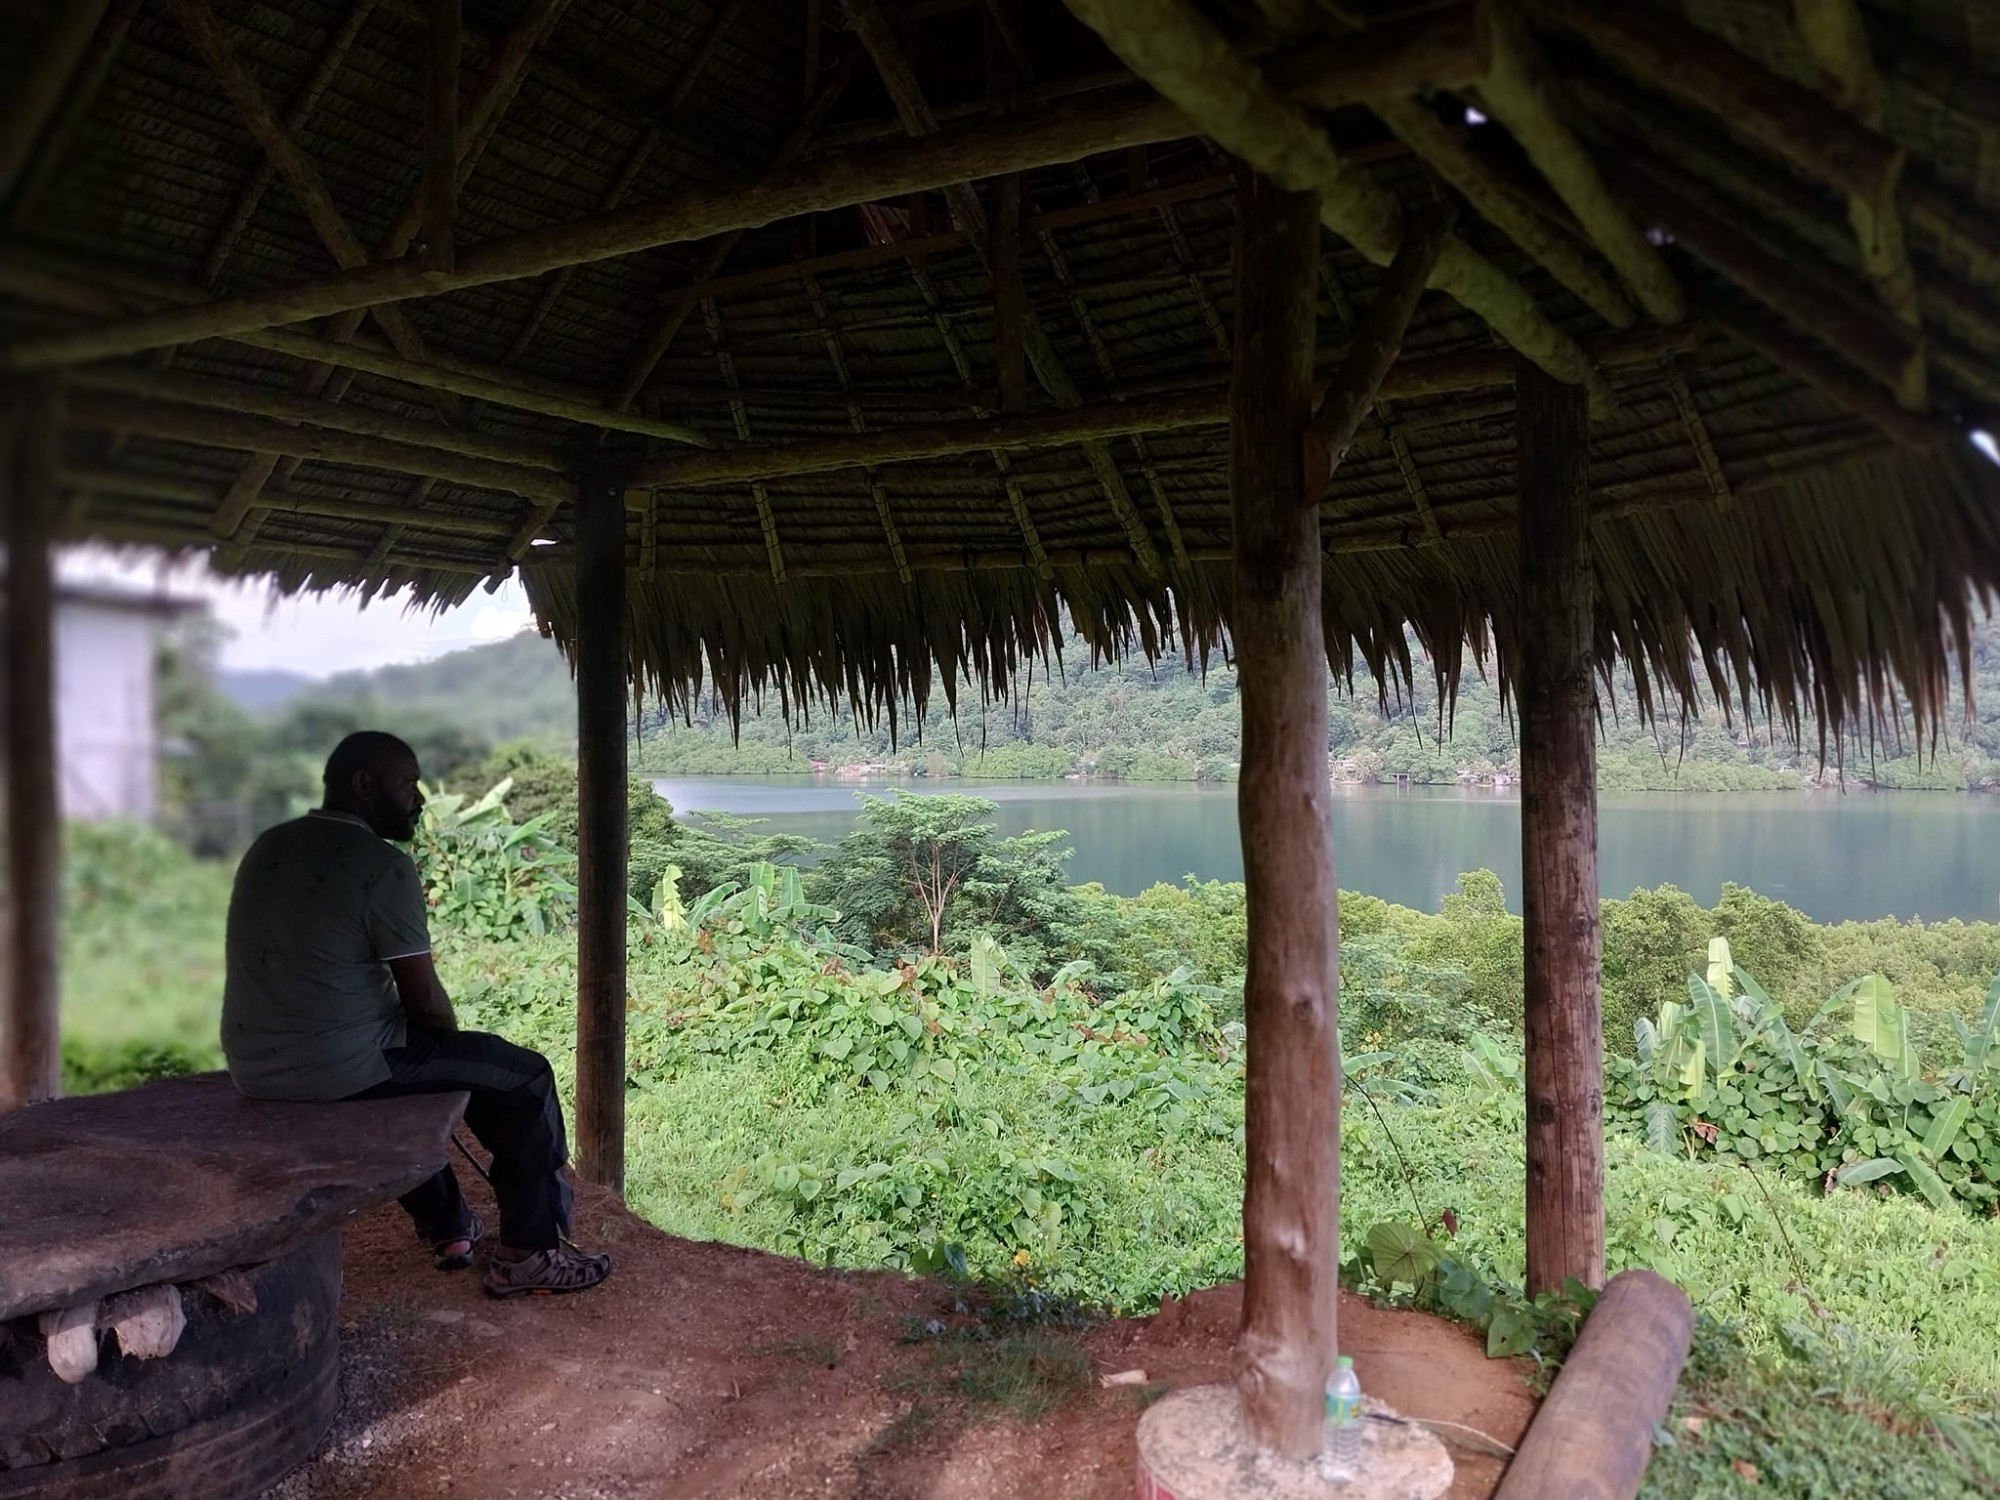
[409,779,575,940]
[1609,942,2000,1212]
[61,1037,211,1095]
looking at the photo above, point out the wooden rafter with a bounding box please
[1669,376,1733,511]
[1370,95,1637,328]
[4,0,141,229]
[1619,152,1927,410]
[1791,0,1921,328]
[799,271,912,583]
[1058,0,1616,412]
[847,0,1165,576]
[63,392,574,506]
[198,0,379,288]
[421,0,462,273]
[67,366,565,472]
[1470,8,1685,325]
[0,1,116,207]
[0,247,708,447]
[607,49,857,413]
[172,0,452,398]
[506,129,659,366]
[700,296,787,583]
[0,19,1500,374]
[1307,205,1454,496]
[626,324,1699,492]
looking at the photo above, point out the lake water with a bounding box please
[650,777,2000,923]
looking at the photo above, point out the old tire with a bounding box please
[0,1233,341,1497]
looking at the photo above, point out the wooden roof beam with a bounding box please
[1618,154,1927,410]
[0,0,116,207]
[59,465,517,540]
[0,13,1492,375]
[4,0,140,229]
[0,245,709,447]
[1369,96,1637,328]
[66,366,568,473]
[1712,296,1944,447]
[1470,8,1684,324]
[62,392,576,506]
[1791,0,1921,328]
[1058,0,1616,413]
[627,323,1698,491]
[421,0,461,273]
[198,0,379,288]
[608,50,859,413]
[1538,0,1905,245]
[846,0,1164,576]
[653,173,1233,305]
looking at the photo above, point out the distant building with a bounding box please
[3,585,196,824]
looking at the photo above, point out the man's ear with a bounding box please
[349,769,376,803]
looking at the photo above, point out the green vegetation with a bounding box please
[59,805,2000,1495]
[188,613,2000,798]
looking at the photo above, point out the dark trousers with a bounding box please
[349,1027,572,1252]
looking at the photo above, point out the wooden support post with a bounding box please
[1515,357,1604,1297]
[1492,1270,1693,1500]
[1230,170,1339,1459]
[992,173,1027,413]
[3,381,62,1111]
[573,460,629,1193]
[422,0,461,273]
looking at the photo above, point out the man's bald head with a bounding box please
[323,732,426,842]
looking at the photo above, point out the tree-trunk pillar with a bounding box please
[3,379,62,1111]
[1516,357,1605,1294]
[1230,168,1340,1459]
[573,460,628,1192]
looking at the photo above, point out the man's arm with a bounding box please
[389,952,458,1032]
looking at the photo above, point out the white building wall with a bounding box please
[54,601,165,823]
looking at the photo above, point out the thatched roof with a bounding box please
[3,0,1998,736]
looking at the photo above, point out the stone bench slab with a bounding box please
[0,1073,467,1321]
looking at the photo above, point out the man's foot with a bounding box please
[482,1244,614,1298]
[421,1210,484,1271]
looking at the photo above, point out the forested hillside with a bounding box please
[193,612,2000,799]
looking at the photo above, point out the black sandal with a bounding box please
[482,1244,613,1298]
[423,1210,485,1271]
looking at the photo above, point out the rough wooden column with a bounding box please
[573,459,629,1192]
[1515,358,1605,1295]
[3,380,62,1110]
[1230,170,1340,1458]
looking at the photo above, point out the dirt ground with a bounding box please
[266,1171,1536,1500]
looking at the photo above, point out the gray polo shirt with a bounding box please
[221,810,432,1101]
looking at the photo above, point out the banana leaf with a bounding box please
[1893,1150,1959,1214]
[1851,975,1918,1079]
[1735,966,1818,1100]
[1688,974,1736,1079]
[1922,1096,1972,1162]
[1836,1157,1901,1185]
[1706,937,1736,1003]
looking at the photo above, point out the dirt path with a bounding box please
[268,1176,1534,1500]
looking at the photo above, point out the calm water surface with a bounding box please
[650,777,2000,923]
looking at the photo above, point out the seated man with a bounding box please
[221,730,612,1298]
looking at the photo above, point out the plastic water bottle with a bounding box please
[1320,1354,1364,1481]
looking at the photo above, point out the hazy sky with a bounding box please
[56,546,537,680]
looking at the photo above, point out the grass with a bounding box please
[58,845,2000,1499]
[885,1330,1097,1422]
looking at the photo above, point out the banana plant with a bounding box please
[1947,974,2000,1088]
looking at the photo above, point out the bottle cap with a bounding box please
[1336,1355,1353,1369]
